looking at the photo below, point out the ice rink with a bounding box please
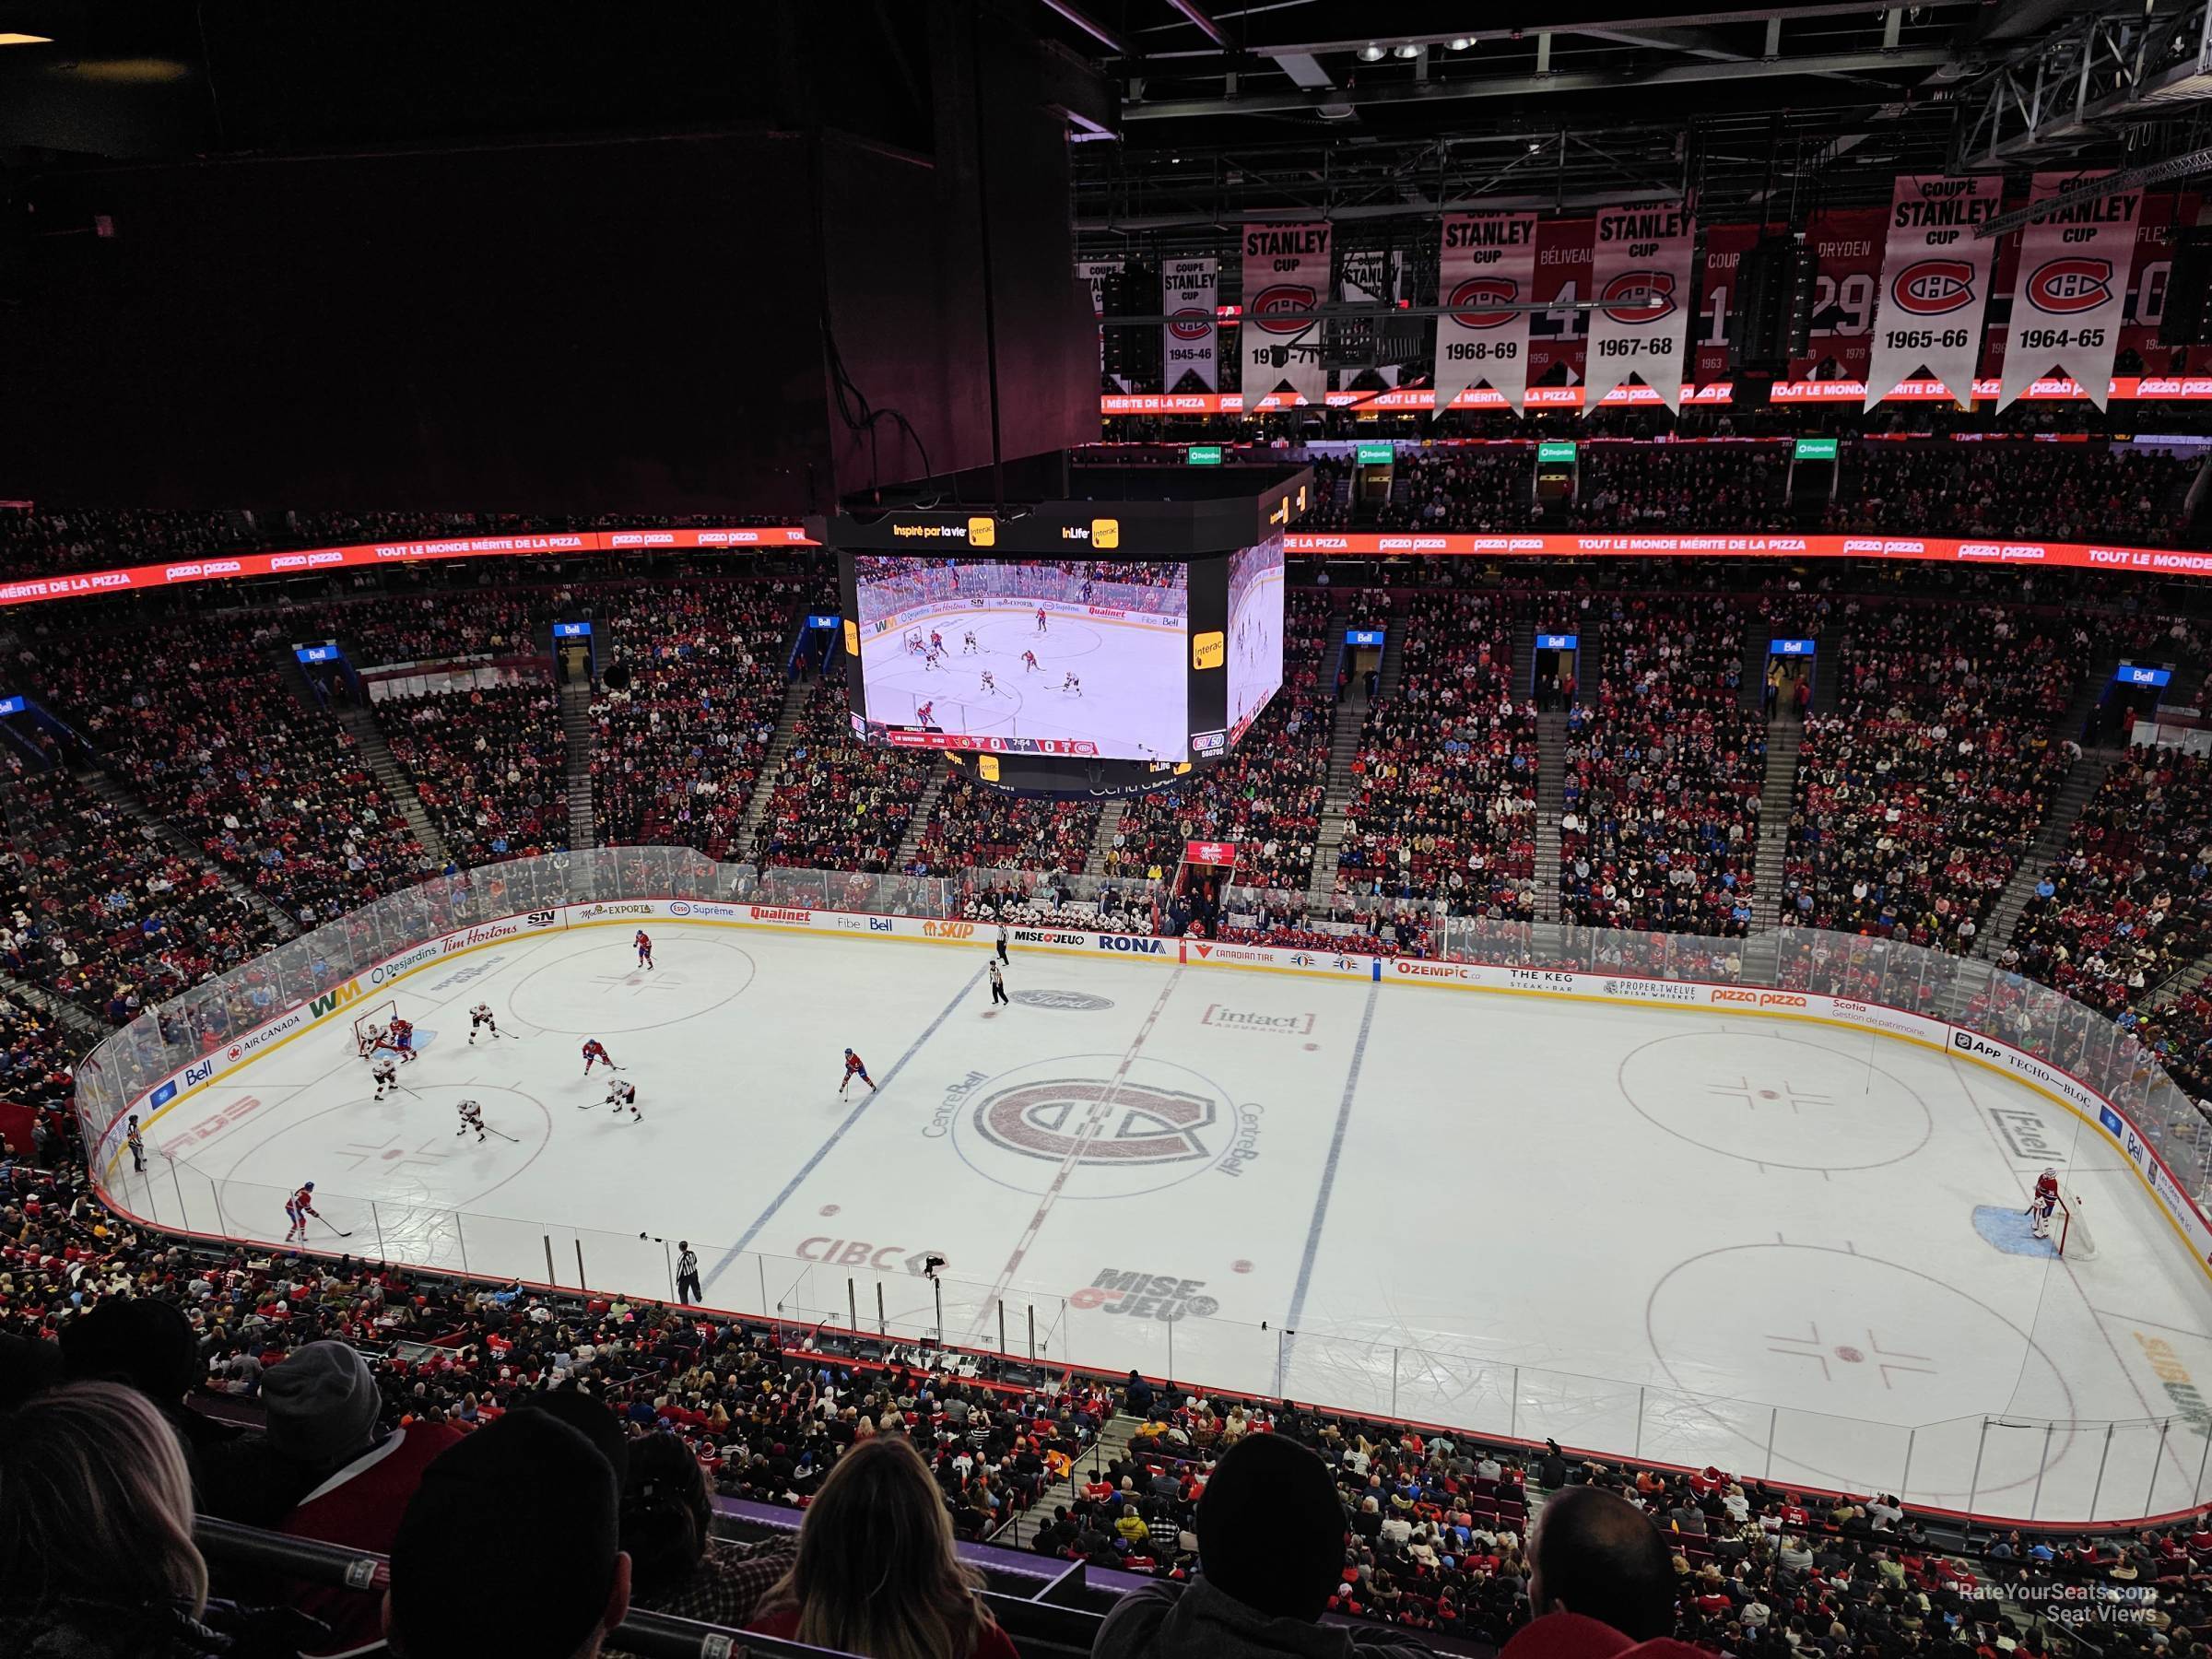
[857,606,1189,759]
[113,923,2212,1520]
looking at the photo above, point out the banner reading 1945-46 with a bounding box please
[1864,174,2003,409]
[1998,173,2141,410]
[1434,212,1539,412]
[1240,221,1332,408]
[1582,204,1697,415]
[1159,257,1219,393]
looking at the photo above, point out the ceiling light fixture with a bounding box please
[1357,43,1385,62]
[1449,37,1473,51]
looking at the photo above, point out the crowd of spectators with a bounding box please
[379,685,570,865]
[753,671,925,872]
[1835,445,2193,547]
[589,582,796,861]
[1560,596,1764,935]
[1570,445,1783,533]
[914,781,1101,879]
[0,771,288,1023]
[1783,603,2083,950]
[1335,591,1537,920]
[1381,452,1534,532]
[336,588,547,669]
[19,616,429,925]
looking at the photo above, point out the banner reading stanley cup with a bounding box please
[1338,245,1403,387]
[1864,174,2003,409]
[1435,212,1539,412]
[1582,204,1697,415]
[1159,257,1220,392]
[1999,173,2140,411]
[1077,259,1127,393]
[1240,221,1332,408]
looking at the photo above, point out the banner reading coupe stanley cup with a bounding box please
[1159,257,1219,392]
[1998,173,2140,410]
[1582,204,1697,414]
[1434,212,1539,412]
[1240,221,1332,407]
[1077,259,1128,393]
[1864,174,2003,409]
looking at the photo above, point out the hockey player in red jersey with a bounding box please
[840,1047,876,1096]
[1034,605,1048,633]
[635,929,654,970]
[916,700,938,731]
[1021,649,1041,673]
[285,1182,322,1242]
[387,1016,417,1063]
[2030,1168,2062,1239]
[582,1038,616,1076]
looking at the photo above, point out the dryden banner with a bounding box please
[1077,259,1127,393]
[1160,257,1219,392]
[1338,246,1403,387]
[1241,221,1332,408]
[1999,173,2140,410]
[1583,205,1697,415]
[1435,212,1539,412]
[1865,174,2004,408]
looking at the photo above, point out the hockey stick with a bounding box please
[484,1126,518,1143]
[316,1216,354,1239]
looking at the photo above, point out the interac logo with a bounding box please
[1090,518,1120,550]
[1192,630,1225,671]
[968,517,996,547]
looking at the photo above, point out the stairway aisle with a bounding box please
[892,770,950,871]
[1083,800,1127,878]
[731,677,821,862]
[75,768,300,940]
[1306,600,1364,908]
[334,705,453,872]
[1753,722,1802,929]
[991,1414,1144,1551]
[1977,755,2110,959]
[1534,712,1568,923]
[559,682,598,852]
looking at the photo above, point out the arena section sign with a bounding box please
[0,524,815,610]
[1276,530,2212,580]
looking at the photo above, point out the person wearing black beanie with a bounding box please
[1093,1433,1436,1659]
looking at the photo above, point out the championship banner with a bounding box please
[1338,244,1403,387]
[1077,259,1127,393]
[1998,174,2140,409]
[1583,204,1697,415]
[1239,221,1332,408]
[1436,213,1539,412]
[1160,257,1219,392]
[1865,174,2004,408]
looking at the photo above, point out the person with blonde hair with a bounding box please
[747,1434,1017,1659]
[0,1381,223,1657]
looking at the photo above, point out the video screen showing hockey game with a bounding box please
[849,555,1191,760]
[1225,534,1286,743]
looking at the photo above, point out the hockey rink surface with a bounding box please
[857,606,1189,759]
[114,924,2212,1520]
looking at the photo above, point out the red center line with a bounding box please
[968,969,1183,1335]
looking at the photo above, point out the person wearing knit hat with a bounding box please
[384,1409,630,1659]
[1094,1433,1436,1659]
[262,1340,383,1465]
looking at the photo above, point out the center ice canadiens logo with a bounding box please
[975,1077,1218,1165]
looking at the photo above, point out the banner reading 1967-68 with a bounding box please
[1434,212,1539,413]
[1865,174,2004,409]
[1582,204,1698,416]
[1998,173,2141,410]
[1240,221,1332,408]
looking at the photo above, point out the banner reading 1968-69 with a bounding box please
[1582,204,1697,415]
[1998,173,2141,410]
[1865,174,2004,409]
[1435,212,1539,413]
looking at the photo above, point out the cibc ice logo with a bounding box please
[1891,259,1976,315]
[1448,276,1520,329]
[1248,283,1316,335]
[2025,256,2113,315]
[1599,270,1676,324]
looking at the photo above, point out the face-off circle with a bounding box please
[1618,1030,1933,1170]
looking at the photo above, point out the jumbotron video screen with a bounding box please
[847,549,1281,764]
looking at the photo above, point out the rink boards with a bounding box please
[102,897,2212,1291]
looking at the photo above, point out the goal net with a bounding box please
[352,1001,398,1059]
[2056,1193,2098,1259]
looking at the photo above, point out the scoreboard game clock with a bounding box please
[822,453,1309,796]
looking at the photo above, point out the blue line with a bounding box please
[703,963,985,1292]
[1277,980,1380,1395]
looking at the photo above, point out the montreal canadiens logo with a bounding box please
[1449,276,1519,329]
[1167,306,1212,342]
[2026,256,2112,315]
[1599,271,1675,324]
[1891,259,1975,316]
[974,1077,1218,1165]
[1248,283,1315,335]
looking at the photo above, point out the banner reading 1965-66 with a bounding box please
[1998,173,2141,410]
[1865,174,2004,409]
[1434,212,1539,413]
[1240,221,1332,408]
[1582,204,1697,415]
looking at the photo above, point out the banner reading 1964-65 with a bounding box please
[1582,204,1697,415]
[1240,221,1332,408]
[1435,212,1539,412]
[1998,173,2141,410]
[1864,174,2003,409]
